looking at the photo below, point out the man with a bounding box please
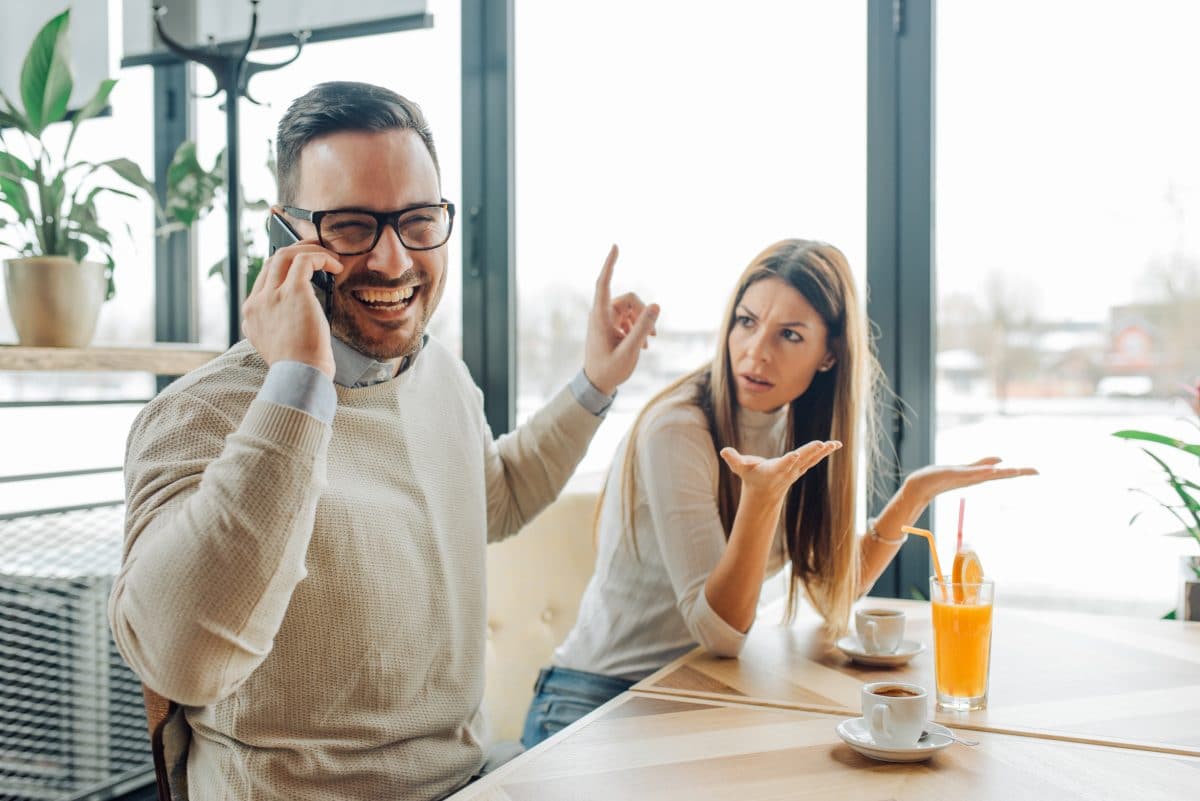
[109,81,659,801]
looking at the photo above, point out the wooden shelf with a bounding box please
[0,343,223,374]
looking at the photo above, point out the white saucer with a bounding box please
[835,636,925,667]
[835,717,954,762]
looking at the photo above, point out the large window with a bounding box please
[515,1,867,482]
[0,64,158,518]
[193,0,463,354]
[0,58,160,801]
[934,1,1200,615]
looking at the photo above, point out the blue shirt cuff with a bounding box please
[260,361,337,425]
[570,369,616,417]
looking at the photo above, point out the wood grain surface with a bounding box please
[0,344,221,374]
[635,599,1200,755]
[448,693,1200,801]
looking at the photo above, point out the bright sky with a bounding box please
[937,0,1200,320]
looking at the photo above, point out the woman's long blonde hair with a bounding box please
[601,239,886,635]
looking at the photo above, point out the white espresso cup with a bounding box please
[855,607,906,655]
[861,681,927,748]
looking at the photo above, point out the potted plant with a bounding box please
[1113,414,1200,620]
[0,9,157,347]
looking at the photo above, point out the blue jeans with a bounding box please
[520,666,634,749]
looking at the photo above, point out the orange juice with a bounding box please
[931,599,992,699]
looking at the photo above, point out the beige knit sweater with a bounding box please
[109,338,601,801]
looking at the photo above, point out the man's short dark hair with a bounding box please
[276,81,440,204]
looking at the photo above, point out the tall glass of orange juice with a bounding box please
[929,576,994,711]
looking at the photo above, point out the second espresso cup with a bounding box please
[855,607,906,654]
[861,681,927,748]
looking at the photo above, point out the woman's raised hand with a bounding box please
[720,440,842,502]
[902,457,1038,507]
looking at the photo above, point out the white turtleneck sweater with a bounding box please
[553,378,789,680]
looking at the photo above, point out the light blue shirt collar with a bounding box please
[330,335,422,388]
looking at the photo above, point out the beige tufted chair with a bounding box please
[484,491,600,741]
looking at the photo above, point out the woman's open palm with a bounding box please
[720,440,842,501]
[904,457,1038,505]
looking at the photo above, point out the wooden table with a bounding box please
[448,693,1200,801]
[634,598,1200,755]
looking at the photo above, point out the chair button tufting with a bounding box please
[540,609,554,623]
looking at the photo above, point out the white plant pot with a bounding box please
[3,257,108,347]
[1179,555,1200,621]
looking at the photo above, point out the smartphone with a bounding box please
[268,212,334,316]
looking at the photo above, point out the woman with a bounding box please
[520,239,1036,748]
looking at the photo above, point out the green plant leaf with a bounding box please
[98,157,158,214]
[164,142,222,227]
[1162,609,1177,620]
[247,254,264,289]
[65,237,87,262]
[0,90,30,132]
[101,157,155,193]
[70,78,115,128]
[37,169,69,255]
[165,141,199,184]
[1113,429,1200,458]
[65,78,117,157]
[84,185,138,205]
[0,176,34,223]
[208,250,264,288]
[103,255,115,300]
[1142,448,1200,511]
[1139,448,1200,548]
[0,150,35,182]
[20,10,74,135]
[66,198,100,229]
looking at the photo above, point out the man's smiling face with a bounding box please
[290,128,446,362]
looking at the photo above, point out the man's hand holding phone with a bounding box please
[242,242,344,379]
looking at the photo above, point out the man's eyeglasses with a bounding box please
[282,202,456,256]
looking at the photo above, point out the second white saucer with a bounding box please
[835,717,954,762]
[835,636,926,667]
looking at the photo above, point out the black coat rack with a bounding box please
[151,1,308,346]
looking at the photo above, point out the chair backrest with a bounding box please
[484,491,599,741]
[142,684,176,801]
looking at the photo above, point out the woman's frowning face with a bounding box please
[727,276,835,412]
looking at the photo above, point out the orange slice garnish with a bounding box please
[951,548,984,602]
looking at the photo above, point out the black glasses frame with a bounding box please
[282,201,456,256]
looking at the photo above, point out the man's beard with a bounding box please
[330,307,428,361]
[328,271,436,361]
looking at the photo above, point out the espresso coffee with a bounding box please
[861,609,902,616]
[862,682,927,747]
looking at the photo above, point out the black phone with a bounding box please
[268,212,334,316]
